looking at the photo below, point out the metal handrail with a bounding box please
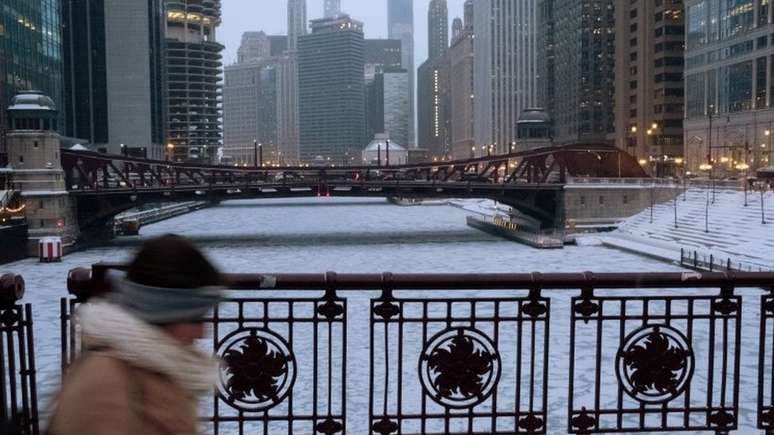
[67,266,774,297]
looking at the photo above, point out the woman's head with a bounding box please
[108,234,223,343]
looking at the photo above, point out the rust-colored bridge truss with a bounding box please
[60,144,647,231]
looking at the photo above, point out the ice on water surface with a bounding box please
[2,198,764,433]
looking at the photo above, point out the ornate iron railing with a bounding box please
[56,266,774,434]
[0,273,38,435]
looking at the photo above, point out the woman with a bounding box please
[46,235,223,435]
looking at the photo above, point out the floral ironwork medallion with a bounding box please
[217,328,296,412]
[616,324,694,404]
[418,327,501,408]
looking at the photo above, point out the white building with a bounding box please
[473,0,539,154]
[362,134,408,166]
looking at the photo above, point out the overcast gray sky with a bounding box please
[221,0,467,67]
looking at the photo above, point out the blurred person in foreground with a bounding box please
[46,235,223,435]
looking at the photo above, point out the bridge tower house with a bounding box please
[6,91,79,254]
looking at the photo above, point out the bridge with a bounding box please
[60,143,647,232]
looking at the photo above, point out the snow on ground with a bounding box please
[0,198,768,433]
[597,188,774,270]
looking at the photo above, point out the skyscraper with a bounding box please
[418,56,451,158]
[63,0,165,158]
[615,0,685,175]
[1,0,63,162]
[165,0,223,163]
[449,8,475,160]
[224,61,278,165]
[428,0,449,60]
[451,17,463,40]
[324,0,341,17]
[545,0,615,144]
[537,0,555,129]
[388,0,415,147]
[364,40,406,146]
[418,0,451,157]
[684,0,774,173]
[277,0,306,164]
[237,31,271,64]
[367,71,411,147]
[474,0,539,153]
[298,15,366,162]
[364,39,402,81]
[288,0,307,51]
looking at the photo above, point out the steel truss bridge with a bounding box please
[61,144,647,231]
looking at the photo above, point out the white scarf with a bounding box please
[77,300,220,396]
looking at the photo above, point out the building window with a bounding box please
[580,196,586,206]
[599,196,605,205]
[623,195,629,204]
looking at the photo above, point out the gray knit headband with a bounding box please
[108,275,223,324]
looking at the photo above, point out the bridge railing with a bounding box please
[55,266,774,434]
[0,273,38,435]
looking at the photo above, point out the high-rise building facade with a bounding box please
[474,0,539,154]
[388,0,415,147]
[236,32,286,63]
[367,71,411,147]
[277,54,300,163]
[364,39,406,145]
[449,10,475,160]
[615,1,685,175]
[298,15,366,162]
[451,17,463,40]
[165,0,223,163]
[1,0,64,162]
[418,56,451,158]
[684,0,774,173]
[546,0,615,144]
[237,31,271,63]
[428,0,449,60]
[63,0,165,158]
[364,39,402,81]
[418,0,451,158]
[288,0,307,51]
[537,0,555,127]
[277,0,306,164]
[324,0,341,17]
[223,61,278,165]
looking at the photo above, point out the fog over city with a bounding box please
[221,0,466,65]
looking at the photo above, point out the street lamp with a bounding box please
[166,143,174,162]
[736,162,750,206]
[675,157,686,201]
[699,163,713,232]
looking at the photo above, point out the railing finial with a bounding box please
[0,273,24,306]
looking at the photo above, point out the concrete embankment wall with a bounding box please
[564,184,683,227]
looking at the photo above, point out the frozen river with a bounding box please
[1,198,765,433]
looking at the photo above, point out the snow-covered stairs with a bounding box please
[608,188,774,269]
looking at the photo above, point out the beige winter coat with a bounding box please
[46,352,199,435]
